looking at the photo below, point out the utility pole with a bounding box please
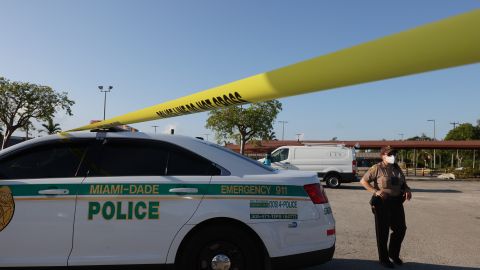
[98,86,113,120]
[427,120,436,169]
[152,125,159,134]
[450,121,459,168]
[203,133,210,141]
[279,121,288,141]
[450,121,459,129]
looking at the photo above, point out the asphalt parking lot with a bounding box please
[305,181,480,270]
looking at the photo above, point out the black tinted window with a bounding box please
[87,139,221,177]
[89,140,169,177]
[0,142,87,179]
[167,149,221,176]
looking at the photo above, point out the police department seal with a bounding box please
[0,186,15,232]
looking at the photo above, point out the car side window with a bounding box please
[88,140,169,177]
[167,148,221,176]
[86,139,221,177]
[0,142,87,179]
[271,149,289,162]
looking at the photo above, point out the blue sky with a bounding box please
[1,0,479,141]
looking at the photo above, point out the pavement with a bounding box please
[304,181,480,270]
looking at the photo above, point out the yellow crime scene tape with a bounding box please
[69,9,480,132]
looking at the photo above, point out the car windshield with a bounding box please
[271,148,289,162]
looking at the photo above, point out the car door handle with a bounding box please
[168,188,198,194]
[38,189,70,195]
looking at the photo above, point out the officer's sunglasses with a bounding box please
[387,152,396,157]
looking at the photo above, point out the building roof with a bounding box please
[323,140,480,149]
[226,140,480,154]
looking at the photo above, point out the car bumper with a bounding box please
[270,244,335,269]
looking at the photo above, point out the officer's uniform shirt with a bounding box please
[362,162,407,197]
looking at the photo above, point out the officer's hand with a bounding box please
[375,190,385,199]
[404,190,412,201]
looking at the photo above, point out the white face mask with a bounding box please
[385,155,395,164]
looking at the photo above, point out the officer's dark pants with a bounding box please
[372,196,406,262]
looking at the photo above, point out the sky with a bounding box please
[0,0,479,142]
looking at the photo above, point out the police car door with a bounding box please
[69,138,215,266]
[0,140,88,267]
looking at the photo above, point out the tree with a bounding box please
[20,120,36,139]
[41,118,62,134]
[445,123,480,141]
[261,131,277,141]
[206,100,282,154]
[443,122,480,169]
[407,133,433,141]
[0,77,74,149]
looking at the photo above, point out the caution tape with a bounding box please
[69,9,480,132]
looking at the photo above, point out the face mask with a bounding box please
[386,155,395,164]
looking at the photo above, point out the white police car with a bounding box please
[0,132,335,269]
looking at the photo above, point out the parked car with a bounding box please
[0,132,335,270]
[260,144,357,188]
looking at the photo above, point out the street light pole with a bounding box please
[152,125,159,134]
[99,86,113,120]
[427,119,436,169]
[279,121,288,141]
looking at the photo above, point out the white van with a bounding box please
[261,145,357,188]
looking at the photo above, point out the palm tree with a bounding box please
[41,118,61,134]
[262,131,277,141]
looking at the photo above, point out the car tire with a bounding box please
[325,174,341,188]
[176,225,265,270]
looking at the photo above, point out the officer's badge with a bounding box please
[0,186,15,232]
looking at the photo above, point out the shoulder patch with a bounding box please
[369,164,379,171]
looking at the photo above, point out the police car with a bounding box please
[0,132,335,269]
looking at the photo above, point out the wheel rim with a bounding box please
[198,241,244,270]
[328,177,339,187]
[211,254,231,270]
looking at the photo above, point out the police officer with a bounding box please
[360,146,412,268]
